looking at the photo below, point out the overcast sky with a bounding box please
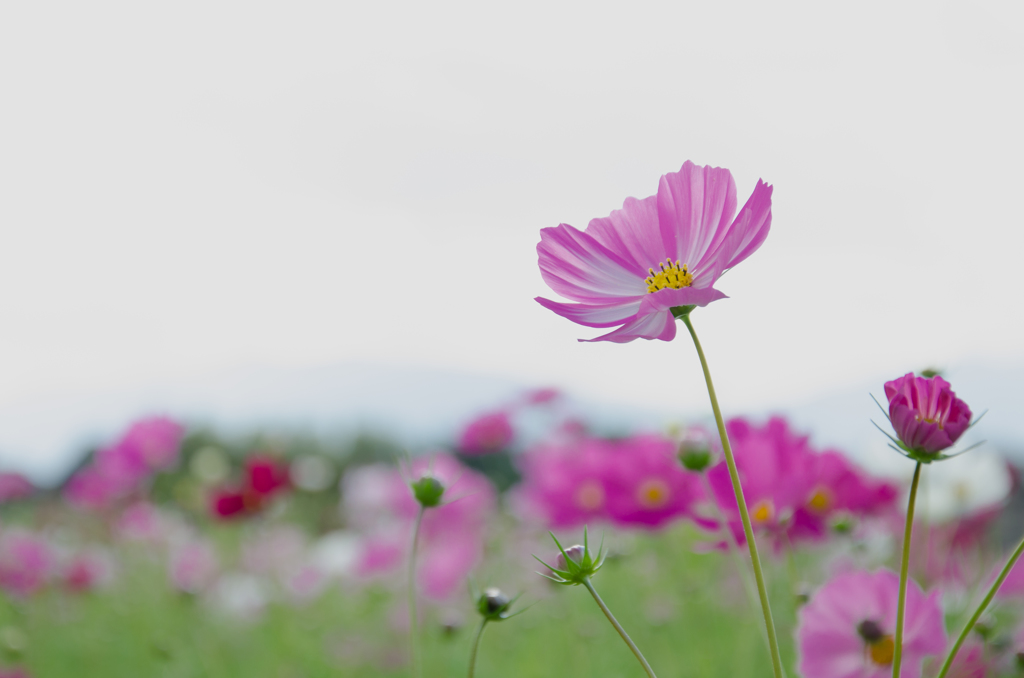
[1,0,1023,437]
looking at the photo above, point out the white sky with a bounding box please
[1,0,1023,428]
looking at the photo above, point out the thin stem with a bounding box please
[935,532,1024,678]
[893,461,922,678]
[408,506,425,678]
[681,314,783,678]
[581,577,657,678]
[467,619,488,678]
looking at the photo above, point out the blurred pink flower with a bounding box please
[457,411,514,455]
[708,418,896,548]
[513,437,613,528]
[64,416,185,509]
[0,474,33,503]
[0,668,31,678]
[209,455,290,520]
[0,530,53,597]
[885,373,972,455]
[169,540,219,594]
[797,569,945,678]
[116,502,165,542]
[524,388,561,405]
[535,160,772,343]
[120,417,185,470]
[604,434,704,529]
[62,550,113,593]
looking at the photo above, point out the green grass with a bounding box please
[0,525,805,678]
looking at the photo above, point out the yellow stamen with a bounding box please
[636,479,670,509]
[645,259,693,293]
[868,635,895,666]
[807,488,833,514]
[751,499,775,524]
[574,481,605,511]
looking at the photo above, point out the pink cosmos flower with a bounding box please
[209,455,290,520]
[884,373,972,455]
[64,416,185,509]
[797,569,946,678]
[536,161,772,342]
[120,417,185,470]
[0,474,33,503]
[0,530,53,597]
[515,434,704,530]
[457,411,514,455]
[603,434,705,529]
[708,418,897,548]
[513,437,613,528]
[940,641,986,678]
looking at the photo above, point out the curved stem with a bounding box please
[893,461,922,678]
[581,577,657,678]
[935,532,1024,678]
[681,314,783,678]
[467,619,488,678]
[408,506,425,678]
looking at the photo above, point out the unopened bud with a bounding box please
[678,430,714,472]
[556,545,585,571]
[411,476,445,508]
[476,587,512,621]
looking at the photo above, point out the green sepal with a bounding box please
[670,305,696,319]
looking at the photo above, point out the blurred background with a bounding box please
[1,2,1024,677]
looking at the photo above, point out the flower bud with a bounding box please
[883,372,973,459]
[857,620,884,643]
[556,545,585,571]
[410,476,445,508]
[535,529,605,586]
[476,587,514,622]
[677,429,714,472]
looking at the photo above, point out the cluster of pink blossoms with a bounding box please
[0,528,111,597]
[65,417,184,509]
[514,433,707,529]
[708,417,898,549]
[342,454,495,600]
[513,416,896,542]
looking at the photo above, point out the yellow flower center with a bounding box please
[751,499,775,524]
[636,479,670,508]
[807,488,833,514]
[574,481,605,511]
[867,635,895,666]
[645,260,693,293]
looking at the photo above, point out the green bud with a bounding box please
[920,367,943,378]
[477,587,514,622]
[534,528,605,586]
[680,447,711,472]
[411,476,445,508]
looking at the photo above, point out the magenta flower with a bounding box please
[884,373,972,455]
[707,418,896,548]
[457,410,514,455]
[797,569,945,678]
[0,530,53,597]
[513,437,613,528]
[603,434,705,529]
[0,474,33,503]
[536,161,772,342]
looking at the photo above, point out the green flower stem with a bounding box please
[893,461,922,678]
[935,532,1024,678]
[408,506,425,678]
[467,619,488,678]
[681,315,783,678]
[581,576,657,678]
